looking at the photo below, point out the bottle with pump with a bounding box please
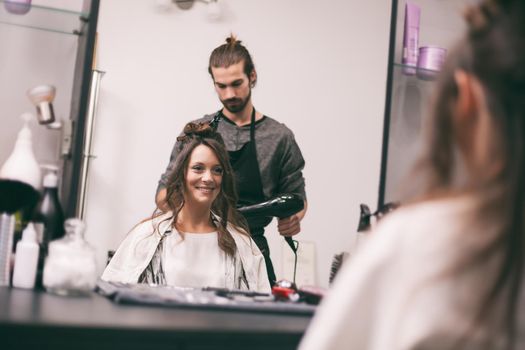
[33,165,64,288]
[0,113,41,287]
[43,218,97,296]
[12,223,39,289]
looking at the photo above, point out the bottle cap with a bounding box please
[64,218,86,239]
[22,223,37,243]
[41,164,59,188]
[43,172,58,188]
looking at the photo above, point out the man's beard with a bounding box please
[221,90,251,114]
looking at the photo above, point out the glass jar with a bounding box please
[43,218,97,296]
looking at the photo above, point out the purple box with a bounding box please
[4,0,31,15]
[416,46,447,80]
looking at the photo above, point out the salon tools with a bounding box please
[329,252,349,285]
[27,85,57,126]
[238,193,304,285]
[97,280,316,315]
[297,285,327,305]
[272,279,299,302]
[237,193,304,253]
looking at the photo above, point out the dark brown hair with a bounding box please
[159,122,249,257]
[208,34,256,86]
[413,0,525,347]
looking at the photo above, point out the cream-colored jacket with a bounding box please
[101,212,271,293]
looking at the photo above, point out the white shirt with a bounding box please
[162,231,229,288]
[101,212,272,293]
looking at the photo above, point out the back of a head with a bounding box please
[419,0,525,193]
[416,1,525,347]
[208,34,256,81]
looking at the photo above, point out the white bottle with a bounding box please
[12,223,40,289]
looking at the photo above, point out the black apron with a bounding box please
[220,108,276,286]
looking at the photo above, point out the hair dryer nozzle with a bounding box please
[237,193,304,219]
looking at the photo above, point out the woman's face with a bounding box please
[184,144,223,207]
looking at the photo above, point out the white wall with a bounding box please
[86,0,391,287]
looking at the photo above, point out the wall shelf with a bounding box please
[378,0,469,207]
[0,0,90,35]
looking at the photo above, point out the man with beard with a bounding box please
[155,35,307,286]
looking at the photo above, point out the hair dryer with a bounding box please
[238,193,304,252]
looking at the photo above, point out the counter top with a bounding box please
[0,287,313,349]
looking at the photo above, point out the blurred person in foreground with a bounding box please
[300,0,525,349]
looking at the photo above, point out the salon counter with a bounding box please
[0,287,312,350]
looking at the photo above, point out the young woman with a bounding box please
[300,0,525,349]
[102,122,270,293]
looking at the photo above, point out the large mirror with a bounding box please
[84,0,391,288]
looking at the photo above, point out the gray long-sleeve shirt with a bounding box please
[157,114,306,201]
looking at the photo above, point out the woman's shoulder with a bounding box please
[226,222,250,241]
[127,211,174,238]
[376,196,475,236]
[225,222,262,254]
[367,196,477,262]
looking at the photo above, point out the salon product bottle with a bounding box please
[0,113,41,287]
[402,2,421,75]
[43,218,97,296]
[4,0,32,15]
[12,223,39,289]
[33,166,64,288]
[354,204,372,252]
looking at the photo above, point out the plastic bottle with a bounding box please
[33,165,64,288]
[12,223,39,289]
[43,218,97,296]
[0,113,41,287]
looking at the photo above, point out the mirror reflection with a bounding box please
[86,0,390,288]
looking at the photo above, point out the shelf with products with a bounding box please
[0,0,90,35]
[0,0,99,218]
[379,0,471,207]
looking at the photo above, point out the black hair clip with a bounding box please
[208,112,222,131]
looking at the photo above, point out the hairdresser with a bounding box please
[156,34,307,286]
